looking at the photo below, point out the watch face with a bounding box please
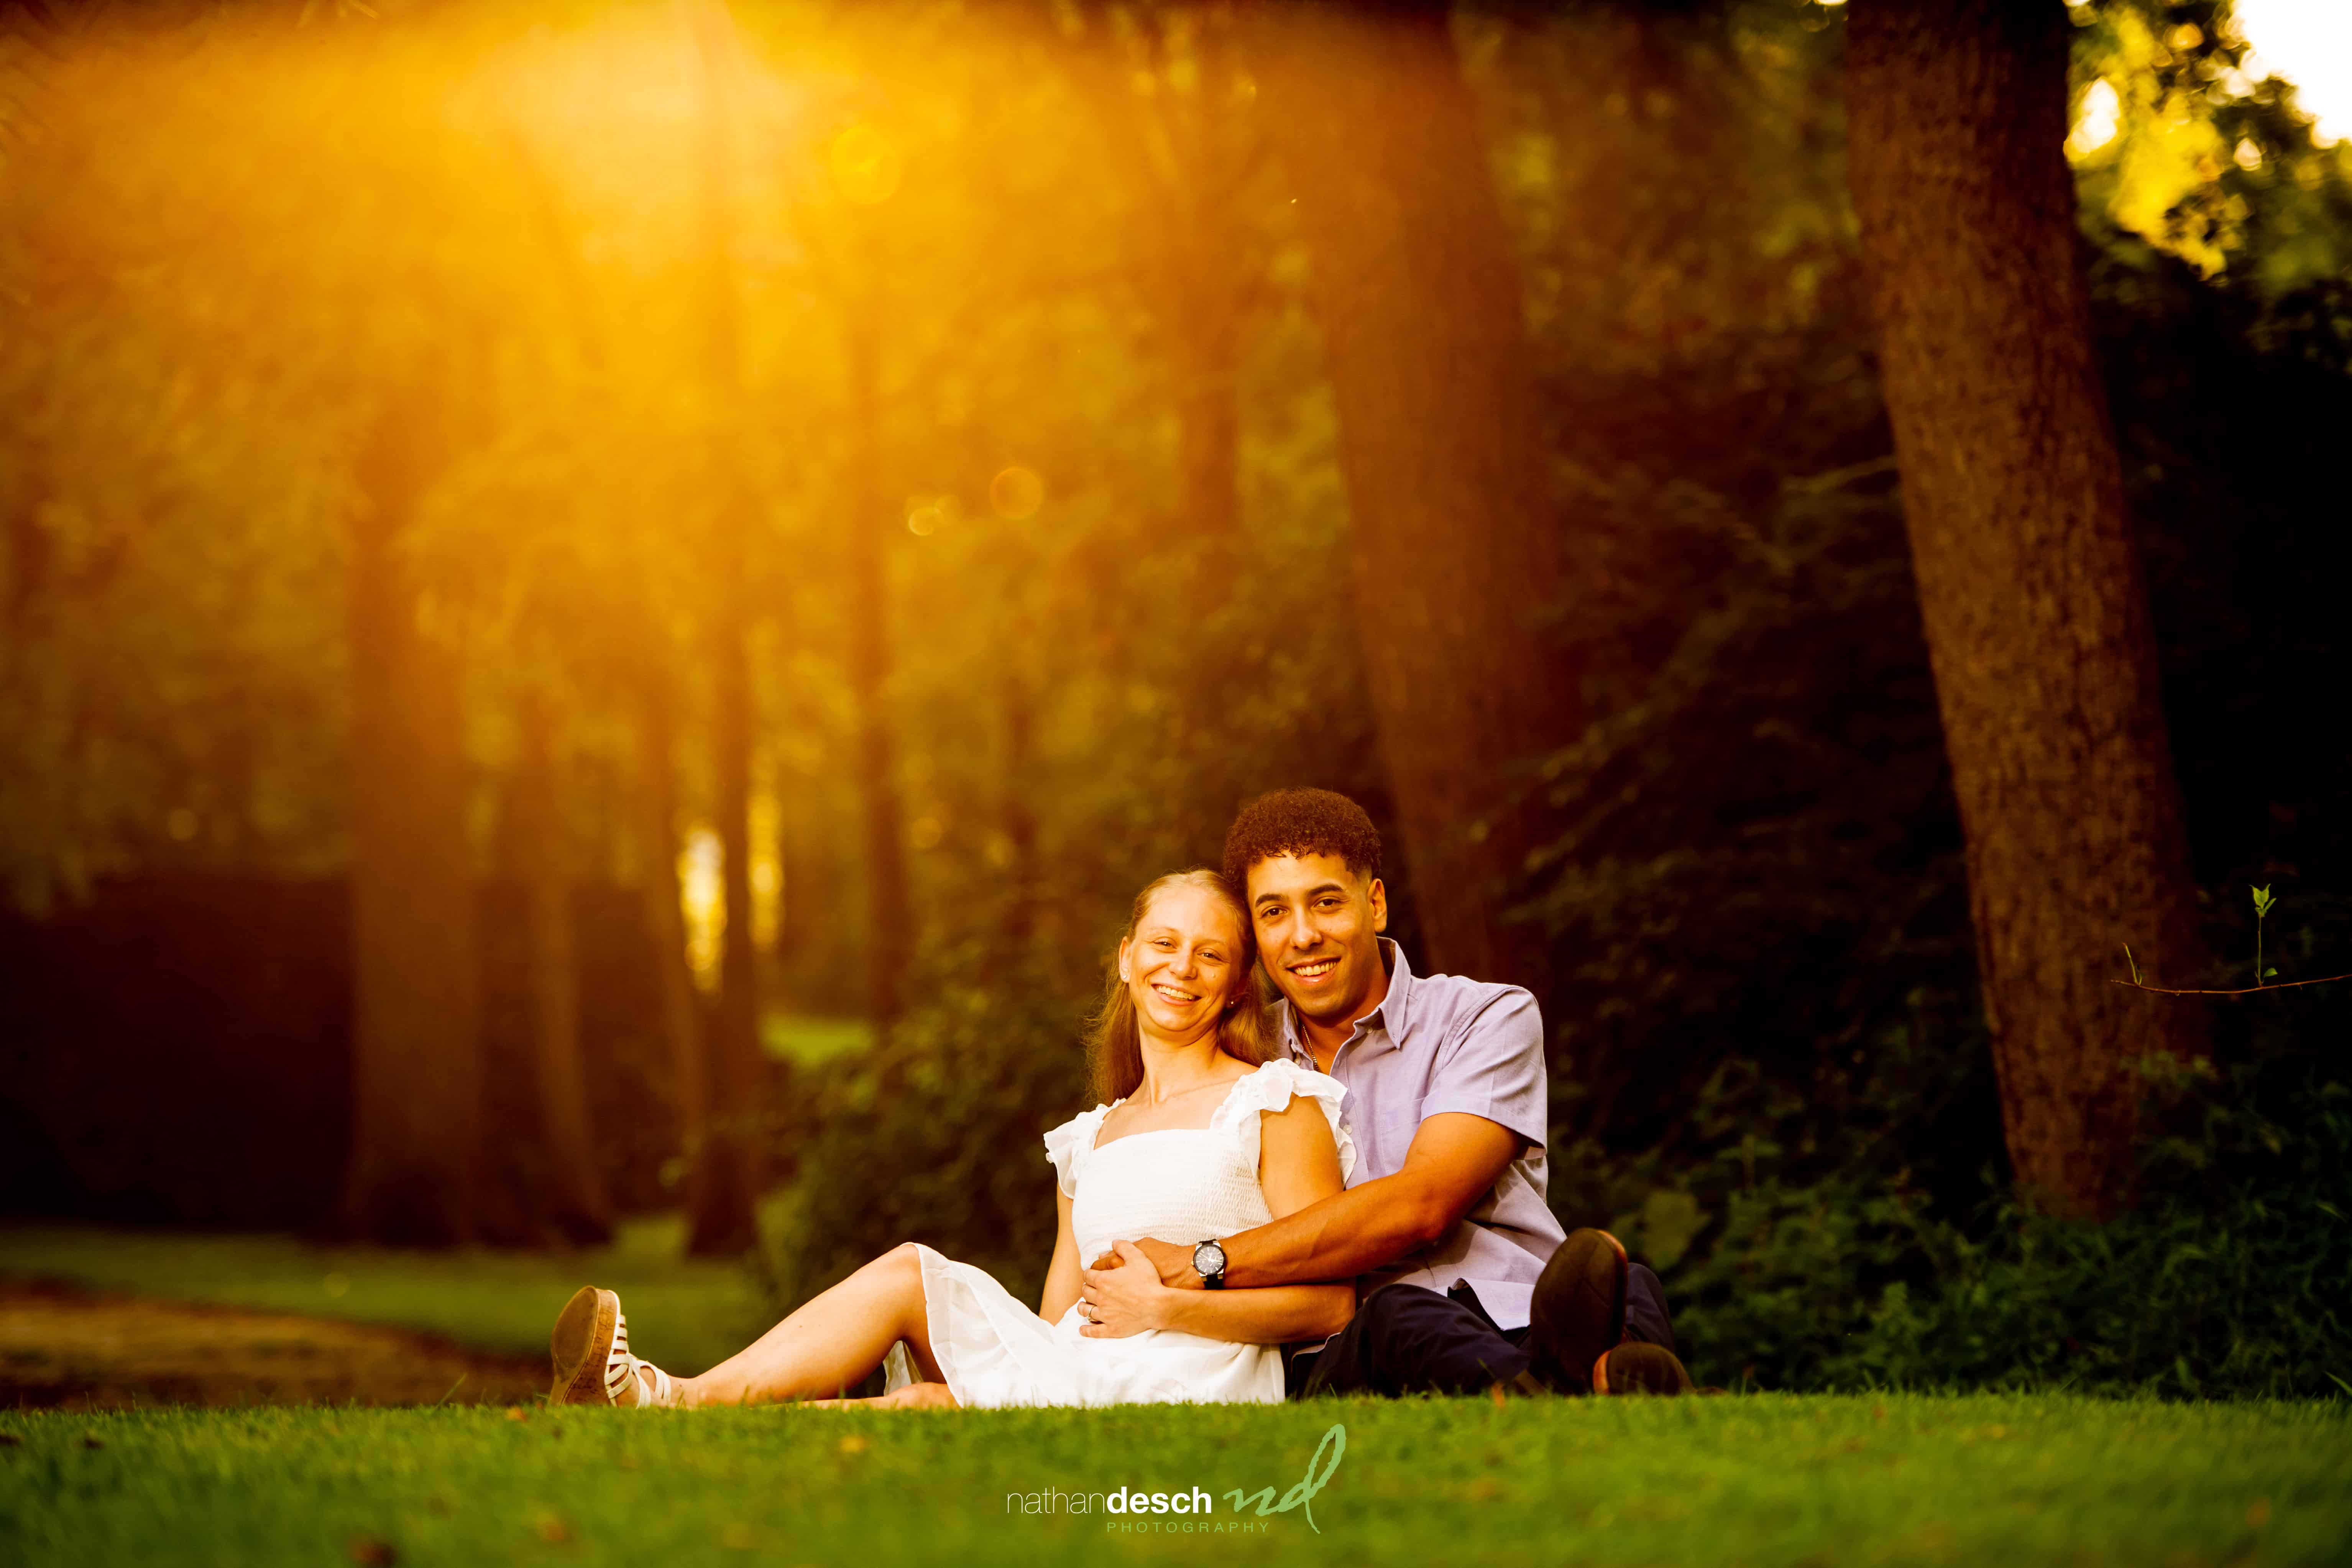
[1196,1240,1226,1275]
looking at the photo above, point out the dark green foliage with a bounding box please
[1882,1054,2352,1398]
[762,974,1088,1314]
[1626,1047,2352,1397]
[1549,1020,1986,1393]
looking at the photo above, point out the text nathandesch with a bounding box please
[1004,1424,1347,1534]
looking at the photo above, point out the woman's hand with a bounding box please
[1076,1241,1173,1338]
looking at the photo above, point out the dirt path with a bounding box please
[0,1278,547,1410]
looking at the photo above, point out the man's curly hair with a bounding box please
[1221,788,1383,892]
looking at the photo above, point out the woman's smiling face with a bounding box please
[1118,881,1245,1042]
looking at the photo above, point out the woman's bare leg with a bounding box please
[805,1381,958,1410]
[676,1243,949,1408]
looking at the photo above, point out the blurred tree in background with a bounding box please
[1249,0,1579,996]
[1,0,2345,1389]
[1846,0,2207,1219]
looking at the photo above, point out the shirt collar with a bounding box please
[1281,938,1412,1063]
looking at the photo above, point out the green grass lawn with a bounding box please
[0,1219,768,1374]
[3,1395,2345,1567]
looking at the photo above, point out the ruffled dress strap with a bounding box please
[1041,1102,1117,1198]
[1210,1059,1356,1183]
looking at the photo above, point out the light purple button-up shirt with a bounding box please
[1281,939,1565,1330]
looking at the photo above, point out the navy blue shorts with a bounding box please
[1288,1264,1674,1398]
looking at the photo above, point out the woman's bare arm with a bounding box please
[1038,1189,1082,1323]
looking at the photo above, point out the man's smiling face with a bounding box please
[1245,852,1388,1027]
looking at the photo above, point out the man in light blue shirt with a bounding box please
[1100,788,1690,1396]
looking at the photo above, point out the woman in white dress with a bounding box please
[548,869,1356,1410]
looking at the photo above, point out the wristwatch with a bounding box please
[1192,1238,1228,1290]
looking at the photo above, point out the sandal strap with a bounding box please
[599,1305,674,1407]
[603,1311,636,1402]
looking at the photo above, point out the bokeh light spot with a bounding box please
[680,826,724,992]
[989,465,1044,519]
[2067,78,2121,159]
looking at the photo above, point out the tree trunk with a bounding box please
[1056,8,1250,859]
[845,291,912,1043]
[633,674,715,1240]
[1245,2,1575,993]
[514,693,611,1243]
[1845,0,2206,1216]
[685,0,764,1256]
[1058,8,1248,585]
[1157,97,1250,863]
[338,392,480,1247]
[693,570,764,1255]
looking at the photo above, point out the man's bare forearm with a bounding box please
[1158,1283,1355,1343]
[1221,1172,1442,1289]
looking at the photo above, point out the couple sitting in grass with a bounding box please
[551,789,1693,1410]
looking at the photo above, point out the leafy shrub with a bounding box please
[759,969,1087,1316]
[1606,1047,2352,1397]
[1550,1027,1988,1393]
[1877,1053,2352,1398]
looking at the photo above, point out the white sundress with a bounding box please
[881,1057,1355,1407]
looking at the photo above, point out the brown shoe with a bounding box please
[1592,1341,1694,1395]
[1524,1228,1629,1392]
[550,1286,621,1405]
[549,1287,674,1407]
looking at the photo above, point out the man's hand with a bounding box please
[1077,1241,1176,1337]
[1086,1236,1199,1289]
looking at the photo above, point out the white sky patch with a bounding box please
[2232,0,2352,144]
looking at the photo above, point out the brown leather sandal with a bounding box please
[549,1286,674,1407]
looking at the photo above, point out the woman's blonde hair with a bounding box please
[1085,869,1269,1106]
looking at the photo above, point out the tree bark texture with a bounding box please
[845,294,913,1043]
[337,394,481,1247]
[514,694,611,1243]
[1247,2,1575,993]
[1845,0,2206,1215]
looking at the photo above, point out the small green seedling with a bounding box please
[2251,885,2277,980]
